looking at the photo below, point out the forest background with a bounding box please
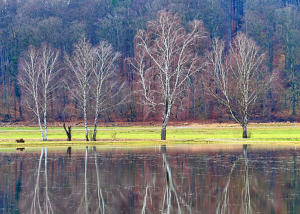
[0,0,300,124]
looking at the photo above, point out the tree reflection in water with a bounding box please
[216,145,252,214]
[31,148,43,214]
[94,146,105,214]
[31,148,53,214]
[76,147,90,214]
[161,145,182,214]
[2,145,300,213]
[241,145,252,214]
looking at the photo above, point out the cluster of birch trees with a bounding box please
[18,10,272,141]
[18,38,122,141]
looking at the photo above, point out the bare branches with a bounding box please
[65,37,123,141]
[204,33,271,138]
[18,44,60,141]
[64,36,93,107]
[130,10,207,140]
[133,11,205,107]
[90,40,122,141]
[65,36,93,141]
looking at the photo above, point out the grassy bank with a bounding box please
[0,122,299,148]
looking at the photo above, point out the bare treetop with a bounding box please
[133,10,206,108]
[64,37,93,109]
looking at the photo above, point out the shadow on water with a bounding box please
[2,144,300,213]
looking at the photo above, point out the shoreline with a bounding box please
[1,138,300,149]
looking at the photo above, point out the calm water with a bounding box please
[0,145,300,214]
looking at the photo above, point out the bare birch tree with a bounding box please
[65,37,93,141]
[204,33,271,138]
[90,41,121,141]
[130,11,206,140]
[18,44,59,141]
[40,44,60,141]
[65,37,122,141]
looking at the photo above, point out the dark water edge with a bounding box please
[0,144,300,214]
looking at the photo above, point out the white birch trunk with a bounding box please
[34,94,45,141]
[83,89,89,141]
[44,86,48,141]
[92,97,99,141]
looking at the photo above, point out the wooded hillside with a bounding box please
[0,0,300,123]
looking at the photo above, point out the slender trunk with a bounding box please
[37,113,45,141]
[35,95,45,141]
[92,122,97,141]
[44,87,47,141]
[83,90,89,141]
[161,100,170,140]
[242,124,247,139]
[161,122,167,140]
[92,98,99,141]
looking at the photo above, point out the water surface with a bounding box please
[0,144,300,214]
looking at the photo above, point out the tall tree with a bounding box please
[65,37,92,141]
[131,11,206,140]
[18,44,59,141]
[204,33,271,138]
[90,41,121,141]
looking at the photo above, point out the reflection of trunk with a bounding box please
[161,145,181,214]
[77,147,90,213]
[44,148,53,214]
[241,145,252,214]
[141,185,150,214]
[31,148,44,214]
[216,145,252,214]
[85,146,89,213]
[216,157,238,214]
[94,147,105,214]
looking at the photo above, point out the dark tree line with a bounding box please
[0,0,300,124]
